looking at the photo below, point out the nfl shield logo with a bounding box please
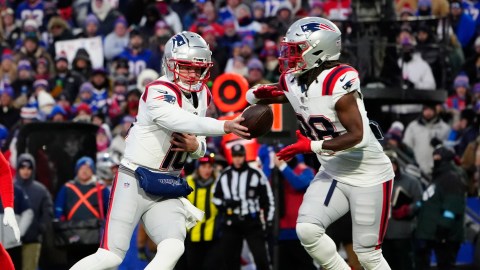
[124,182,130,188]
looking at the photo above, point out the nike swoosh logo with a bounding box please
[339,75,347,82]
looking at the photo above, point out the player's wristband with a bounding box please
[191,141,205,158]
[311,140,334,155]
[246,89,260,104]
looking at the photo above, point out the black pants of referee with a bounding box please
[220,215,271,270]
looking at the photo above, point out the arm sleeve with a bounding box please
[402,124,415,149]
[416,63,436,90]
[145,87,226,136]
[258,171,275,222]
[279,165,314,191]
[0,153,13,208]
[54,186,67,219]
[19,209,34,237]
[190,136,206,159]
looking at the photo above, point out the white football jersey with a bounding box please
[123,76,226,175]
[281,65,394,187]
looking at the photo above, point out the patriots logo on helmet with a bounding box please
[172,35,186,48]
[301,23,336,33]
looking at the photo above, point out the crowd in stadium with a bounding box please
[1,0,480,269]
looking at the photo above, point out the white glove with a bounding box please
[3,207,20,242]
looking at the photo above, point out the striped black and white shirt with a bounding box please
[213,163,275,222]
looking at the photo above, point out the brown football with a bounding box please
[240,104,274,139]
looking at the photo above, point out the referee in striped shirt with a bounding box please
[213,144,275,270]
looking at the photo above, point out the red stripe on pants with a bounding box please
[376,179,392,250]
[100,172,119,250]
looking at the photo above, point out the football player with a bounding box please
[246,17,394,270]
[71,31,249,270]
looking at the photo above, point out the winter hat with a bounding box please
[247,58,264,72]
[1,49,13,61]
[20,106,39,119]
[75,156,95,174]
[79,82,94,94]
[37,91,55,109]
[0,85,14,97]
[418,0,431,8]
[114,16,128,27]
[76,103,92,115]
[48,105,67,119]
[17,60,32,71]
[55,51,69,63]
[33,79,49,90]
[137,69,159,93]
[453,74,470,89]
[85,14,100,27]
[385,121,404,143]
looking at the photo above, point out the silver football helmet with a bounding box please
[279,17,342,75]
[163,31,213,92]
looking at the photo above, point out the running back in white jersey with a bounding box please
[123,76,222,175]
[281,65,394,187]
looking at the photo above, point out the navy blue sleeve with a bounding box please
[54,186,68,219]
[14,186,31,213]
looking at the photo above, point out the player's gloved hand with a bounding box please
[277,130,312,161]
[252,84,284,99]
[4,207,20,242]
[392,204,411,220]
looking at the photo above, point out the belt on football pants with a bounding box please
[120,158,204,229]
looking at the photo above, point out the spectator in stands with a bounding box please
[72,48,93,81]
[309,1,326,17]
[0,51,17,86]
[49,54,82,104]
[258,146,317,270]
[54,156,109,268]
[0,185,33,270]
[119,28,152,79]
[125,88,140,116]
[447,108,478,157]
[107,75,128,124]
[403,104,450,177]
[89,0,121,36]
[259,40,280,83]
[218,19,241,58]
[89,68,110,115]
[252,2,267,23]
[463,36,480,84]
[415,24,441,85]
[0,86,20,130]
[235,3,262,38]
[15,153,53,270]
[155,0,183,34]
[11,60,34,103]
[383,121,415,160]
[15,0,45,27]
[16,35,54,76]
[415,146,467,270]
[139,4,162,41]
[450,0,476,51]
[2,8,21,49]
[246,58,270,87]
[201,27,228,79]
[34,58,51,81]
[445,74,471,118]
[268,2,294,39]
[383,150,422,270]
[183,154,223,270]
[76,14,101,39]
[103,17,130,61]
[219,0,241,23]
[109,114,134,163]
[6,106,38,168]
[47,16,74,58]
[397,30,436,90]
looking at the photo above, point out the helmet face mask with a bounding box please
[163,32,213,92]
[279,17,342,76]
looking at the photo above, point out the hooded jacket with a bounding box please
[0,185,33,249]
[15,153,53,243]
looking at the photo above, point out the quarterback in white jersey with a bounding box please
[246,17,394,270]
[71,32,249,270]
